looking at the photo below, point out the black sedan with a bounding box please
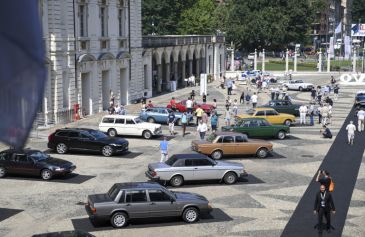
[47,128,129,157]
[0,149,76,180]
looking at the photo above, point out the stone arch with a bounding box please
[77,54,96,63]
[98,52,115,60]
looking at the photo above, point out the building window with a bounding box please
[79,4,87,37]
[100,4,108,37]
[118,0,125,37]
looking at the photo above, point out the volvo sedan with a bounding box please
[146,153,247,187]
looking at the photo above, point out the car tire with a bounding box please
[147,117,155,123]
[299,86,303,91]
[211,150,223,160]
[182,207,199,223]
[102,145,113,157]
[0,166,6,178]
[41,169,53,180]
[56,143,68,154]
[108,128,117,137]
[284,119,292,126]
[277,130,286,140]
[256,148,268,158]
[111,212,128,228]
[223,172,238,185]
[142,130,152,139]
[170,175,184,187]
[176,119,182,126]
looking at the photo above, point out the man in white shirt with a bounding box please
[346,121,356,145]
[357,109,365,132]
[299,105,308,125]
[251,92,258,108]
[196,120,208,140]
[186,97,193,115]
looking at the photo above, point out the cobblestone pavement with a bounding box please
[0,75,364,237]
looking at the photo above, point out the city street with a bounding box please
[0,75,364,237]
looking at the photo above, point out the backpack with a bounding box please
[329,179,335,192]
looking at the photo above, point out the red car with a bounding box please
[167,100,214,114]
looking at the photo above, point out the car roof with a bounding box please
[214,132,247,136]
[114,182,163,189]
[57,128,97,132]
[237,117,267,121]
[102,115,138,119]
[171,153,208,159]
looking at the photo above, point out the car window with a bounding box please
[88,130,108,139]
[261,120,271,126]
[148,190,171,202]
[266,110,277,116]
[160,109,168,114]
[68,132,79,138]
[0,152,9,161]
[56,131,69,137]
[172,159,185,167]
[269,102,276,106]
[118,191,125,203]
[185,159,194,166]
[29,151,49,161]
[255,111,265,116]
[235,136,246,143]
[126,119,135,124]
[206,133,217,142]
[12,154,28,163]
[165,155,177,166]
[134,118,142,123]
[193,158,212,166]
[240,121,250,127]
[125,190,147,203]
[222,136,234,143]
[115,118,125,124]
[282,101,290,106]
[249,120,259,127]
[216,136,223,143]
[107,185,120,200]
[102,117,115,123]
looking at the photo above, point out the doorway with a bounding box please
[120,68,128,105]
[81,72,91,115]
[101,70,110,111]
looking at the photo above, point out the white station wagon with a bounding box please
[99,115,162,139]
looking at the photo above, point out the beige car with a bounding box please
[191,132,273,159]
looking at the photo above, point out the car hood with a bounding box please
[215,160,243,168]
[148,162,170,171]
[88,193,112,204]
[99,137,128,145]
[40,157,74,167]
[173,191,208,202]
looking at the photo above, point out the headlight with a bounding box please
[54,167,64,171]
[110,143,121,146]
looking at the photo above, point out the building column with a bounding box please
[173,62,178,87]
[157,64,162,93]
[182,61,186,87]
[189,59,193,76]
[196,58,200,76]
[165,63,170,91]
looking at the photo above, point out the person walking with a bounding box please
[195,105,204,125]
[311,87,317,103]
[196,120,208,140]
[309,105,315,126]
[275,87,280,100]
[146,100,154,108]
[232,99,238,116]
[317,104,323,124]
[181,112,188,137]
[212,98,217,110]
[186,97,193,115]
[357,108,365,132]
[245,93,251,105]
[299,105,308,125]
[167,110,176,135]
[190,90,196,100]
[226,78,233,95]
[202,93,207,104]
[240,91,245,104]
[160,137,169,162]
[346,121,356,145]
[313,185,336,234]
[321,104,329,125]
[224,108,231,126]
[333,85,339,101]
[316,170,332,191]
[210,112,218,132]
[251,92,258,108]
[270,87,275,100]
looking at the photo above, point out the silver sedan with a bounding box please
[146,153,248,187]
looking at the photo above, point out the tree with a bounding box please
[352,0,365,23]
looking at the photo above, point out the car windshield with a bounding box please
[206,133,217,142]
[296,80,303,83]
[88,130,108,139]
[134,118,142,123]
[29,151,50,161]
[165,155,177,166]
[108,185,120,200]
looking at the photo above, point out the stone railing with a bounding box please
[142,35,225,48]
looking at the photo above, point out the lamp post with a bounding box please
[285,49,289,73]
[262,49,265,72]
[353,47,357,73]
[362,46,365,73]
[254,49,257,70]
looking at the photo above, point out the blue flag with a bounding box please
[0,0,46,148]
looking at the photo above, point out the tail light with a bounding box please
[91,207,96,214]
[151,171,157,177]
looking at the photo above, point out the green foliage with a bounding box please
[352,0,365,23]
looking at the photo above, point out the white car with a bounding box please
[99,115,162,139]
[282,80,314,91]
[247,53,255,60]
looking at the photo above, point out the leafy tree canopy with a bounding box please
[352,0,365,23]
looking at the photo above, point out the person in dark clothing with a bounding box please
[240,92,245,104]
[314,185,336,234]
[320,125,332,139]
[325,97,333,106]
[316,170,331,190]
[190,90,195,100]
[202,93,207,104]
[311,88,316,101]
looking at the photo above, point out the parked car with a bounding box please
[146,153,247,186]
[237,108,296,126]
[247,53,255,60]
[166,100,214,114]
[99,115,162,139]
[0,149,76,180]
[354,90,365,108]
[221,118,289,140]
[85,182,212,228]
[48,128,129,157]
[191,132,273,159]
[139,107,193,125]
[258,100,301,116]
[282,80,314,91]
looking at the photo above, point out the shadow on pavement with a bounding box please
[3,173,95,184]
[0,208,23,222]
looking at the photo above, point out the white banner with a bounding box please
[329,37,335,58]
[200,74,207,96]
[344,36,351,60]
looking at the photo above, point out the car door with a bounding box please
[158,109,169,123]
[234,135,251,155]
[265,110,281,124]
[237,120,253,136]
[258,120,274,137]
[114,118,126,135]
[124,190,149,218]
[221,135,236,154]
[281,100,293,115]
[273,101,285,113]
[78,131,99,151]
[124,118,137,135]
[192,158,217,180]
[147,189,178,217]
[183,159,198,181]
[10,153,35,175]
[67,131,82,150]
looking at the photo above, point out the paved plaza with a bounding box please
[0,74,364,237]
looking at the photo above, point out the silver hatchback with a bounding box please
[146,153,248,187]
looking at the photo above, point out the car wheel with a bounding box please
[256,148,268,158]
[108,128,117,137]
[182,207,199,223]
[176,119,182,126]
[284,119,292,126]
[56,143,68,154]
[111,212,128,228]
[41,169,53,180]
[170,175,184,187]
[147,117,155,123]
[277,130,286,140]
[102,145,113,157]
[143,130,152,139]
[211,150,223,160]
[223,172,238,184]
[299,86,303,91]
[0,167,6,178]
